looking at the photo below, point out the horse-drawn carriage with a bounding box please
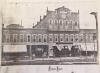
[52,45,81,57]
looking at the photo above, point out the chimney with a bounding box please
[43,15,46,19]
[47,7,48,12]
[33,23,35,28]
[21,19,22,26]
[78,10,79,14]
[46,7,49,15]
[40,16,42,21]
[2,24,4,28]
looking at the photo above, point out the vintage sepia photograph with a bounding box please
[0,0,99,66]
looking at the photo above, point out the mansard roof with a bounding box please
[6,24,24,29]
[55,6,71,12]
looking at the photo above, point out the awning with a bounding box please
[74,43,97,51]
[3,45,27,53]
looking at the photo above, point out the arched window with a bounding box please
[32,34,37,42]
[10,34,13,42]
[13,34,17,42]
[20,34,24,42]
[27,35,31,42]
[6,34,10,43]
[44,38,46,42]
[49,19,52,24]
[69,34,74,42]
[85,34,89,42]
[38,34,42,42]
[75,22,77,26]
[75,34,79,42]
[49,34,53,42]
[60,20,62,25]
[28,36,30,42]
[55,20,57,24]
[43,34,47,42]
[93,33,96,40]
[13,35,16,42]
[6,35,8,43]
[60,34,64,42]
[67,21,72,30]
[66,21,67,25]
[88,34,93,42]
[54,34,58,42]
[65,34,68,42]
[79,34,84,42]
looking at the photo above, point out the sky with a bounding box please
[1,0,99,29]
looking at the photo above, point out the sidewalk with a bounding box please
[2,57,97,65]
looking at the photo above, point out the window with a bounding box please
[66,21,67,25]
[79,34,84,42]
[60,20,62,25]
[86,34,93,42]
[75,34,79,42]
[6,34,10,43]
[55,20,58,24]
[28,36,30,42]
[32,34,37,42]
[49,34,53,42]
[71,21,72,25]
[27,34,31,42]
[43,34,47,42]
[67,21,72,30]
[75,22,77,26]
[60,34,64,42]
[10,34,13,42]
[13,34,16,42]
[2,34,6,42]
[93,33,96,40]
[89,34,93,42]
[32,35,34,42]
[54,34,58,42]
[49,19,52,24]
[85,34,88,41]
[69,34,73,42]
[20,34,24,42]
[38,34,42,42]
[13,34,17,42]
[65,34,68,42]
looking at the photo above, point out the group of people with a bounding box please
[52,45,80,57]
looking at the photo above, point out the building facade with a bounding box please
[2,6,97,59]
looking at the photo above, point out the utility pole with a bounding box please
[21,19,22,26]
[90,12,98,60]
[84,33,87,57]
[1,8,4,65]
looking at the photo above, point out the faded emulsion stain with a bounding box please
[1,1,98,66]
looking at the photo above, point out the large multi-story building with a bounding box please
[2,6,97,59]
